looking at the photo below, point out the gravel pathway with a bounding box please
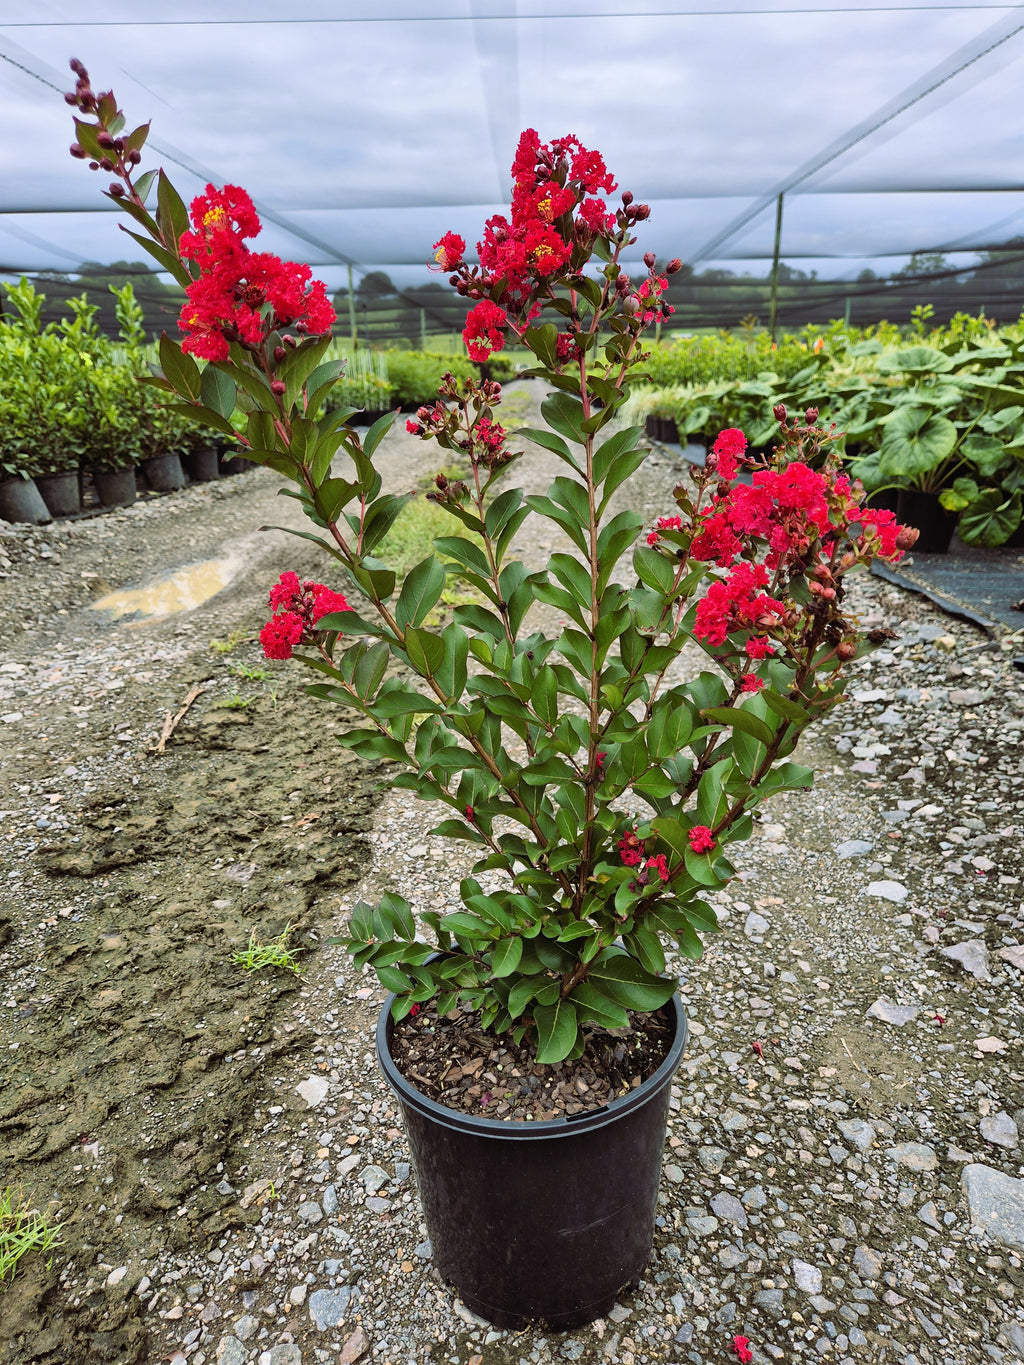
[1,388,1023,1365]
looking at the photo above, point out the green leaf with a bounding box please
[404,626,445,676]
[158,333,201,402]
[570,980,630,1030]
[634,543,676,595]
[534,999,579,1064]
[702,704,775,746]
[878,407,957,478]
[957,488,1022,546]
[519,426,582,472]
[541,392,586,445]
[200,364,236,419]
[491,936,524,977]
[588,952,676,1011]
[395,555,446,630]
[156,168,189,247]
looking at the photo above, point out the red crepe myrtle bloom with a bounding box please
[431,232,465,272]
[463,299,509,362]
[740,674,765,692]
[688,825,716,854]
[645,853,670,883]
[732,1335,753,1364]
[261,573,350,660]
[618,827,644,867]
[709,427,748,480]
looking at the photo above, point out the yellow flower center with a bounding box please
[203,206,228,229]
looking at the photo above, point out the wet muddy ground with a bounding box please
[1,384,1022,1365]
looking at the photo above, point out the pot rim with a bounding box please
[376,988,687,1141]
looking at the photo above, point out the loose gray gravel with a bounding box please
[2,391,1023,1365]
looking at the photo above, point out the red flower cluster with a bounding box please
[628,273,674,326]
[694,562,785,648]
[688,825,716,854]
[708,427,748,480]
[177,184,335,361]
[646,513,684,546]
[732,1336,753,1365]
[430,232,465,272]
[260,571,351,660]
[617,830,670,884]
[457,129,618,360]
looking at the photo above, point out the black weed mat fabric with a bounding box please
[873,542,1024,632]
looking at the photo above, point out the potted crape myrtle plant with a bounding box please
[66,63,916,1329]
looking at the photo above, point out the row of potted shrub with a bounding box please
[0,279,262,525]
[629,310,1024,550]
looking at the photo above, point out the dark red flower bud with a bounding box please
[805,406,819,424]
[836,640,857,661]
[129,149,142,165]
[634,204,651,220]
[64,92,78,106]
[88,161,99,171]
[270,380,287,396]
[97,130,115,149]
[70,57,87,76]
[273,345,286,362]
[666,258,683,274]
[69,143,86,158]
[621,190,633,206]
[643,251,657,269]
[895,526,920,551]
[99,156,114,172]
[283,334,297,348]
[773,403,787,423]
[108,182,125,197]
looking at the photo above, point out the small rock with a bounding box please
[697,1146,728,1174]
[296,1201,323,1224]
[216,1179,235,1196]
[885,1142,938,1171]
[836,839,873,859]
[608,1304,631,1323]
[322,1184,338,1216]
[838,1119,876,1152]
[754,1288,785,1317]
[263,1347,301,1365]
[413,1240,432,1259]
[793,1259,823,1294]
[998,945,1024,971]
[105,1266,128,1288]
[866,880,908,903]
[866,998,920,1026]
[918,1202,942,1231]
[358,1165,389,1194]
[289,1284,308,1306]
[939,940,992,982]
[664,1164,684,1184]
[962,1164,1024,1252]
[709,1192,748,1230]
[686,1214,719,1237]
[453,1300,490,1327]
[980,1111,1019,1150]
[853,1245,884,1279]
[233,1315,258,1341]
[338,1325,369,1365]
[308,1285,353,1330]
[742,1185,767,1209]
[215,1339,248,1365]
[744,911,770,937]
[296,1076,330,1108]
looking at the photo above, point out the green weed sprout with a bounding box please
[232,925,305,975]
[0,1188,63,1288]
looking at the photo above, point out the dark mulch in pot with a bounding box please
[389,1002,676,1121]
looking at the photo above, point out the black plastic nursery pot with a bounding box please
[377,992,688,1330]
[92,468,137,508]
[896,489,957,555]
[142,452,186,492]
[220,454,255,475]
[184,446,220,483]
[36,470,81,518]
[0,475,51,525]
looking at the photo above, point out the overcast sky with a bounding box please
[2,1,1024,292]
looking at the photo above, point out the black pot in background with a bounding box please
[36,470,81,518]
[183,446,220,483]
[220,454,255,475]
[141,452,186,492]
[93,468,137,508]
[865,488,900,514]
[644,415,679,444]
[377,993,688,1330]
[896,489,957,555]
[0,475,51,525]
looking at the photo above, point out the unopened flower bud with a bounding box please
[805,406,819,424]
[97,130,115,149]
[99,156,114,171]
[70,57,87,76]
[836,640,857,661]
[283,334,297,348]
[623,296,640,315]
[773,403,787,423]
[64,92,78,106]
[273,345,286,361]
[129,149,142,165]
[634,203,650,220]
[88,161,99,171]
[666,258,682,274]
[643,251,657,269]
[895,526,920,551]
[108,182,125,197]
[270,380,287,396]
[69,143,86,158]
